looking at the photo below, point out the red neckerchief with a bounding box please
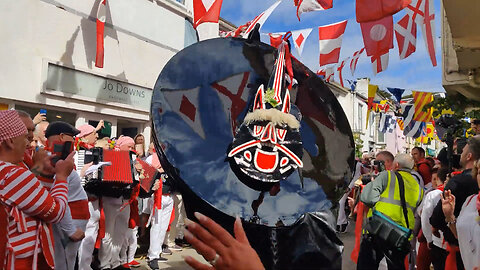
[436,184,445,192]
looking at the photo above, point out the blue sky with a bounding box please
[219,0,444,94]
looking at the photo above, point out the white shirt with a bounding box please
[420,189,446,249]
[457,194,480,270]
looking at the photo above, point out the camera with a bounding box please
[50,141,73,166]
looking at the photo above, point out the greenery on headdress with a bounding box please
[264,88,279,107]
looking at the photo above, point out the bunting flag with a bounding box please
[325,66,334,82]
[294,0,333,20]
[397,117,405,130]
[356,0,411,23]
[346,79,357,92]
[406,0,437,66]
[412,91,433,122]
[193,0,223,28]
[242,1,282,38]
[416,122,434,144]
[317,68,326,77]
[350,48,364,76]
[378,100,390,112]
[269,33,285,48]
[386,87,405,103]
[360,16,394,57]
[366,84,378,128]
[394,13,417,59]
[95,0,107,68]
[402,103,424,138]
[419,0,437,66]
[336,58,349,88]
[378,113,396,133]
[291,28,313,56]
[371,52,389,75]
[318,20,348,67]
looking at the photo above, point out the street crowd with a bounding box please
[1,107,480,270]
[0,110,187,270]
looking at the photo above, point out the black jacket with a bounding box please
[429,169,479,244]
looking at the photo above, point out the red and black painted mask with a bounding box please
[228,42,303,190]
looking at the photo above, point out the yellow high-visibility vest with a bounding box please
[367,170,423,230]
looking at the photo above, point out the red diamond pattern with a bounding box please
[179,95,196,122]
[295,33,304,48]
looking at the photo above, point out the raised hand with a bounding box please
[183,212,265,270]
[441,190,456,222]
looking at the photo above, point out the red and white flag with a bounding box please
[356,0,411,23]
[318,20,348,67]
[394,13,417,59]
[360,15,394,57]
[193,0,223,29]
[336,58,349,87]
[325,66,334,82]
[350,48,364,76]
[294,0,333,21]
[291,28,312,56]
[406,0,436,66]
[95,0,107,68]
[243,1,282,38]
[269,32,285,48]
[317,69,326,76]
[419,0,437,66]
[371,52,389,75]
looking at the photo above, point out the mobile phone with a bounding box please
[40,109,47,115]
[51,141,73,166]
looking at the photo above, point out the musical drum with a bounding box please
[151,37,354,269]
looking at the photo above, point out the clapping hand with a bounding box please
[183,212,265,270]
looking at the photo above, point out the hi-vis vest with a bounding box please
[367,170,424,230]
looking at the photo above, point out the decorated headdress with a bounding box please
[228,37,303,191]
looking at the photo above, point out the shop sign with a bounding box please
[45,63,152,112]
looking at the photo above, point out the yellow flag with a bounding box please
[366,84,378,128]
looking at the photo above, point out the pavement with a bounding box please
[133,221,357,270]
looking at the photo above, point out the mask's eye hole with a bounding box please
[253,125,265,137]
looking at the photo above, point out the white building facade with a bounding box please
[0,0,234,145]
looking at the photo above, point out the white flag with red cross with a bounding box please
[193,0,223,29]
[406,0,436,66]
[325,66,334,82]
[95,0,107,68]
[394,13,417,60]
[291,28,312,57]
[242,1,282,38]
[336,58,349,88]
[318,20,348,67]
[294,0,333,21]
[371,52,389,75]
[349,48,364,76]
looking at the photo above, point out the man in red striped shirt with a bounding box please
[0,110,74,269]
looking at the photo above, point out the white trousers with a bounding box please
[147,194,174,260]
[164,193,186,246]
[54,219,89,270]
[78,200,100,270]
[120,227,138,264]
[98,196,130,269]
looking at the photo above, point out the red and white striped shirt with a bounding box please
[0,161,68,269]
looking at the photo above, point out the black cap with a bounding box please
[45,121,80,138]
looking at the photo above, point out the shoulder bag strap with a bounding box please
[394,171,409,228]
